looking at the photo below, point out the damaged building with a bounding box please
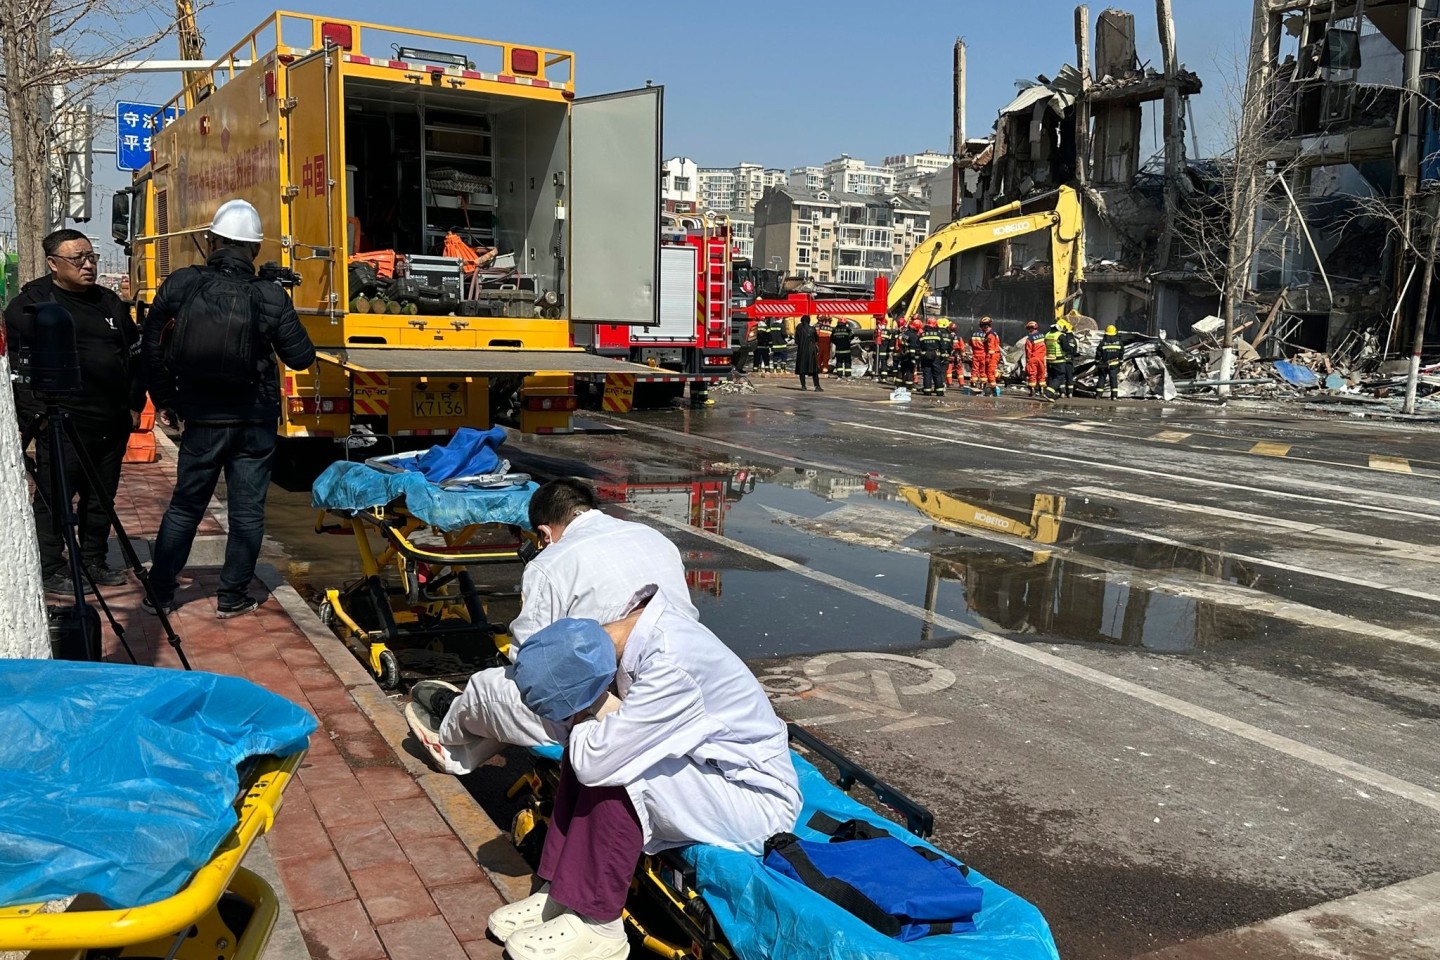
[1220,0,1438,365]
[934,6,1208,334]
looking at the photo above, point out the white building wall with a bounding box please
[0,354,50,659]
[662,156,699,208]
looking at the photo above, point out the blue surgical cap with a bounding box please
[514,618,616,723]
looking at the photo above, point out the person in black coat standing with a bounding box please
[794,315,822,391]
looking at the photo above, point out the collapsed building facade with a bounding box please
[1224,0,1439,361]
[934,6,1208,335]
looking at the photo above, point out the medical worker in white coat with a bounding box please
[487,587,801,960]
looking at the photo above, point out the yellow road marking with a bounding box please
[1251,441,1292,457]
[1370,455,1413,474]
[1152,431,1191,443]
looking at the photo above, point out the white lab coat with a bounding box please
[438,510,700,769]
[568,592,802,855]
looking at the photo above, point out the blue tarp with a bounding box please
[312,460,536,530]
[528,745,1058,960]
[0,662,316,909]
[1274,361,1320,388]
[399,426,508,482]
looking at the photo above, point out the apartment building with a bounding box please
[788,166,824,191]
[885,151,953,199]
[696,163,787,213]
[661,156,698,212]
[822,155,896,196]
[753,185,929,286]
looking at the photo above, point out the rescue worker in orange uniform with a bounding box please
[1023,320,1050,399]
[980,317,1002,397]
[947,321,967,391]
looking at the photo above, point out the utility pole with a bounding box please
[1405,192,1439,415]
[949,37,966,310]
[1074,6,1091,188]
[1154,0,1184,286]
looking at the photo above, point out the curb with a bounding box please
[155,429,536,906]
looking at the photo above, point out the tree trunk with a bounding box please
[0,351,51,659]
[1,3,53,279]
[1404,195,1440,416]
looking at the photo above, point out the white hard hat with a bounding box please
[210,199,263,243]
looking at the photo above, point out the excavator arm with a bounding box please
[888,185,1085,323]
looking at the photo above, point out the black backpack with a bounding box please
[167,269,263,394]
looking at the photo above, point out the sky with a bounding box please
[5,0,1261,248]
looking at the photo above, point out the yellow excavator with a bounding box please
[888,185,1085,324]
[175,0,213,105]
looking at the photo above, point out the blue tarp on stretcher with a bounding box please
[0,661,316,909]
[312,460,536,530]
[529,745,1059,960]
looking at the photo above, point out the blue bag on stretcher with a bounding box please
[763,816,983,942]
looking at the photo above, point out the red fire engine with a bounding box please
[740,277,889,327]
[573,215,734,406]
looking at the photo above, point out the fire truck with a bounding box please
[740,278,889,337]
[573,212,734,407]
[113,12,667,442]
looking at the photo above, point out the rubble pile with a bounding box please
[1065,315,1440,413]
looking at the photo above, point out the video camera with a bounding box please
[259,261,303,288]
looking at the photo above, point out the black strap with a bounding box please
[765,833,901,938]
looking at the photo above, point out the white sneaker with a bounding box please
[403,701,467,776]
[505,913,629,960]
[486,888,555,943]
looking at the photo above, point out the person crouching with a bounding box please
[489,589,801,960]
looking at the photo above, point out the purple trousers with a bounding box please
[538,756,644,922]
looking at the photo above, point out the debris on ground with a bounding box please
[1062,314,1440,413]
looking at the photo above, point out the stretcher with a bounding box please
[506,727,1059,960]
[0,663,314,960]
[0,753,304,960]
[311,460,537,689]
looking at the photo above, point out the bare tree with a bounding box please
[0,0,175,278]
[1170,45,1303,392]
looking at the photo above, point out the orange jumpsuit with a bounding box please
[1023,332,1048,388]
[969,333,990,386]
[983,330,1002,384]
[949,335,967,386]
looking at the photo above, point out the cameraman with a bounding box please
[4,229,146,594]
[141,200,315,619]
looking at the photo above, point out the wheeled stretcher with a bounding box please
[506,726,1060,960]
[311,460,537,689]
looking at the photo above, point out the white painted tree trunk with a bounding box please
[0,353,50,658]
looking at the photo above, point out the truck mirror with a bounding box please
[110,192,131,246]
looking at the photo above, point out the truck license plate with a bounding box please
[412,391,466,418]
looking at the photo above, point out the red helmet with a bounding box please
[979,316,993,326]
[1025,321,1038,331]
[910,319,923,330]
[925,315,938,326]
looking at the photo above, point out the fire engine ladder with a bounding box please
[704,214,731,341]
[696,483,723,535]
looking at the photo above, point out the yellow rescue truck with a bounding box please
[114,11,663,442]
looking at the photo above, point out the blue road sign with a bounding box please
[116,102,184,172]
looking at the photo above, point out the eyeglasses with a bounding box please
[51,252,99,266]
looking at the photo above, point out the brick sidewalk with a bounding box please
[102,451,509,960]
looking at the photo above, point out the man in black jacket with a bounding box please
[142,200,315,618]
[4,229,146,594]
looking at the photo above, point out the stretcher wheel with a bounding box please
[375,648,401,689]
[317,598,335,627]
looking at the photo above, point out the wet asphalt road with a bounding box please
[265,380,1440,960]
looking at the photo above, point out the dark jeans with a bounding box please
[150,422,276,607]
[32,415,128,577]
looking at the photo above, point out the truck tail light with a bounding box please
[288,397,353,415]
[264,71,276,98]
[703,355,731,366]
[320,22,354,50]
[510,48,539,75]
[523,395,577,412]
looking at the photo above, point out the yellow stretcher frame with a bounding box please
[0,752,304,957]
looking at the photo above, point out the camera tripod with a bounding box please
[22,403,190,670]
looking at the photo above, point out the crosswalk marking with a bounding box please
[1370,455,1413,474]
[1152,430,1191,443]
[1251,441,1292,457]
